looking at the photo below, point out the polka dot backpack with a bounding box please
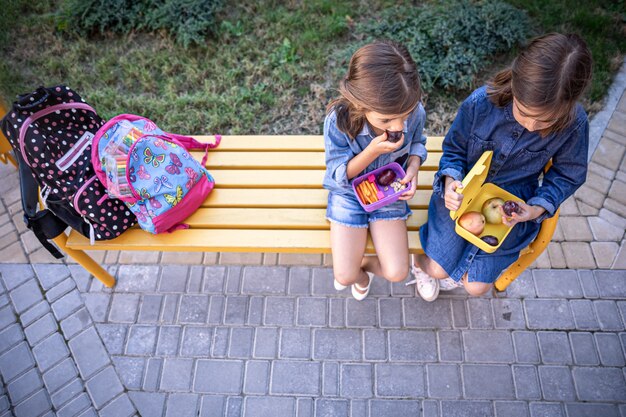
[1,86,136,253]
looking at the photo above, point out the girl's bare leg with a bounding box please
[330,223,370,290]
[368,220,410,282]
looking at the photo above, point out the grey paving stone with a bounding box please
[594,270,626,298]
[164,393,199,417]
[203,266,226,294]
[495,401,529,417]
[315,399,349,417]
[570,332,600,365]
[68,326,110,379]
[565,403,619,417]
[346,298,377,327]
[512,331,540,364]
[1,265,35,291]
[537,331,573,364]
[208,295,224,325]
[181,326,212,357]
[178,295,210,324]
[375,364,424,398]
[524,299,575,330]
[51,289,84,321]
[108,294,140,323]
[32,332,69,372]
[572,367,626,402]
[188,266,204,293]
[226,396,243,417]
[462,364,515,399]
[225,266,242,294]
[156,325,182,356]
[363,329,387,361]
[229,327,254,358]
[288,267,311,295]
[224,296,248,325]
[595,333,625,366]
[138,294,163,323]
[529,402,564,417]
[13,389,51,417]
[533,270,583,298]
[68,265,92,294]
[0,294,8,309]
[126,325,158,356]
[403,298,452,328]
[311,268,336,296]
[60,308,91,340]
[322,362,339,396]
[24,313,56,347]
[577,270,599,299]
[243,361,269,395]
[50,378,83,410]
[369,399,421,417]
[199,394,224,417]
[116,265,160,292]
[99,394,135,417]
[505,270,536,299]
[0,306,16,332]
[441,400,494,417]
[369,277,391,297]
[194,360,243,394]
[160,294,179,324]
[279,328,310,359]
[314,329,361,360]
[0,324,23,355]
[438,331,462,362]
[538,366,576,401]
[378,298,402,328]
[390,279,413,297]
[340,364,372,398]
[160,358,194,391]
[492,299,526,329]
[242,266,287,294]
[253,328,278,359]
[7,367,42,405]
[112,356,145,390]
[271,361,320,395]
[142,358,163,391]
[84,365,124,409]
[422,400,439,417]
[570,299,600,330]
[463,330,514,363]
[427,364,461,399]
[264,297,295,326]
[9,279,43,314]
[297,298,327,327]
[467,298,494,329]
[512,365,541,400]
[42,357,78,394]
[96,324,127,356]
[329,298,345,327]
[32,265,69,290]
[159,265,189,292]
[45,278,75,303]
[212,327,229,358]
[82,293,110,323]
[247,296,264,326]
[619,302,626,328]
[388,330,437,362]
[19,301,50,328]
[594,300,624,330]
[297,398,314,417]
[243,396,295,417]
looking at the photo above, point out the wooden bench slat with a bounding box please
[211,169,435,189]
[202,189,433,208]
[66,229,424,253]
[193,135,444,152]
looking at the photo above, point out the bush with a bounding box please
[58,0,224,47]
[357,0,530,91]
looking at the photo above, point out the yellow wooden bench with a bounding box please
[50,135,558,291]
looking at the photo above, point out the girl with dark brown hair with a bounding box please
[323,40,427,300]
[412,33,593,301]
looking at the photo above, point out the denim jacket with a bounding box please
[434,87,588,223]
[323,103,427,195]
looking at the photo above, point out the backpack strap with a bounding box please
[166,134,221,166]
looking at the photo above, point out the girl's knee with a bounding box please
[333,268,361,286]
[419,257,448,279]
[463,280,492,297]
[381,264,409,283]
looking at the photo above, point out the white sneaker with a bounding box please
[439,277,463,291]
[352,272,373,301]
[410,255,439,302]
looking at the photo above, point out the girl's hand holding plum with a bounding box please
[369,131,404,156]
[500,202,545,227]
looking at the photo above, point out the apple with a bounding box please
[458,211,486,236]
[481,197,505,224]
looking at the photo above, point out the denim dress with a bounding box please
[420,87,588,283]
[323,104,428,228]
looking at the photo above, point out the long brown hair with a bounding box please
[487,33,592,135]
[327,40,422,139]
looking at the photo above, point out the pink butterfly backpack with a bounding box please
[92,114,220,234]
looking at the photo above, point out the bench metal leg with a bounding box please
[53,233,116,288]
[495,209,560,292]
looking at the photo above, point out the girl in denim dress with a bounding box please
[323,40,427,300]
[412,33,593,300]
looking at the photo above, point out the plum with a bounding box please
[502,200,522,217]
[385,130,403,143]
[377,169,397,186]
[481,235,499,246]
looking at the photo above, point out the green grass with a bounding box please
[0,0,624,135]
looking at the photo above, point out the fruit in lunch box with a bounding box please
[377,169,397,186]
[481,235,499,246]
[502,200,522,217]
[385,130,403,142]
[458,211,486,236]
[481,197,505,224]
